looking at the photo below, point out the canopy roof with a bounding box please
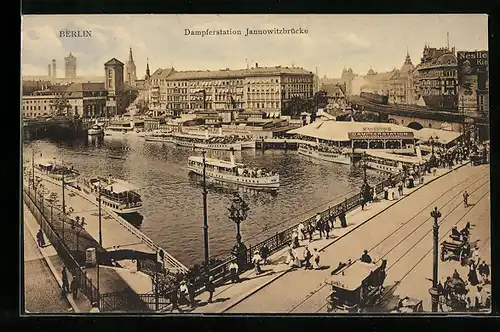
[97,178,140,194]
[413,128,461,145]
[287,120,416,142]
[329,261,382,291]
[189,156,243,169]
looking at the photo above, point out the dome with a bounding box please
[437,53,457,66]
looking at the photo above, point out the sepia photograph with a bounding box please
[20,14,490,315]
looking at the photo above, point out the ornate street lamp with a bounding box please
[429,206,442,312]
[229,192,250,268]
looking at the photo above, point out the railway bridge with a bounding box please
[23,117,92,140]
[349,96,489,140]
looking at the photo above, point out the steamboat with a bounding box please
[32,158,80,185]
[188,149,279,189]
[173,132,242,151]
[298,143,352,165]
[80,176,143,216]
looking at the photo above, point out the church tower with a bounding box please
[125,47,137,87]
[145,58,150,80]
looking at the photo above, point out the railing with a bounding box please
[23,186,100,306]
[100,289,153,312]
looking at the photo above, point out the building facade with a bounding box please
[22,83,107,118]
[387,52,415,104]
[412,45,458,110]
[456,50,489,116]
[64,52,77,79]
[147,64,314,117]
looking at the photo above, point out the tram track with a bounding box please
[284,169,489,313]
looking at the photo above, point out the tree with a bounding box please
[313,90,329,109]
[281,96,313,117]
[50,97,71,117]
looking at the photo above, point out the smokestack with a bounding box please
[447,32,450,50]
[48,64,51,77]
[255,63,258,68]
[230,147,235,166]
[52,59,56,78]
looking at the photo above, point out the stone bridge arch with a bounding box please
[407,121,424,130]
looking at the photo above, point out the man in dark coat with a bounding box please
[360,250,372,263]
[205,276,215,303]
[339,208,347,228]
[70,275,78,300]
[478,261,490,284]
[61,266,69,295]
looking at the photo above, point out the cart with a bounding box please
[441,239,470,265]
[326,259,387,313]
[389,296,424,313]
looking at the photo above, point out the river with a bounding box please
[22,135,385,267]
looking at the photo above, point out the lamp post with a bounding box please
[201,150,210,269]
[229,192,250,268]
[362,152,368,184]
[429,206,441,312]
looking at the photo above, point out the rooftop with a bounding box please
[104,58,124,66]
[287,120,415,141]
[329,261,382,291]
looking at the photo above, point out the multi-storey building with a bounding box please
[412,45,458,110]
[104,58,125,115]
[387,52,415,104]
[147,64,314,117]
[22,83,107,118]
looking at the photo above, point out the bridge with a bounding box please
[349,96,489,136]
[23,117,92,140]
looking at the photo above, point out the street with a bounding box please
[225,164,490,313]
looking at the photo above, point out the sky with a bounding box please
[21,14,489,79]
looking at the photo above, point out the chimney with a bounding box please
[255,63,258,68]
[48,64,51,77]
[230,147,236,165]
[52,59,56,78]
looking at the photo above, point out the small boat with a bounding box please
[81,176,142,215]
[32,158,80,185]
[364,151,426,173]
[88,124,104,136]
[298,143,351,165]
[188,149,279,189]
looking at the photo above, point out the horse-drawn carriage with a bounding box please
[326,260,387,313]
[441,237,470,265]
[442,274,469,312]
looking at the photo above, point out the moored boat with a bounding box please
[144,131,174,143]
[188,149,279,189]
[298,143,351,165]
[173,132,242,151]
[32,158,80,185]
[80,176,143,215]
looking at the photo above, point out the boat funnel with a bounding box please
[219,127,223,136]
[108,175,112,185]
[205,129,209,139]
[230,147,236,165]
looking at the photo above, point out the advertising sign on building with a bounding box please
[457,51,488,112]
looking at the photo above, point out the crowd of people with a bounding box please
[236,166,278,178]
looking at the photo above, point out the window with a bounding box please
[108,70,112,78]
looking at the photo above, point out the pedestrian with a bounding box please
[70,275,78,300]
[252,251,262,274]
[260,244,270,264]
[472,245,480,266]
[307,222,314,242]
[360,250,372,263]
[398,182,403,196]
[291,230,299,249]
[298,222,305,240]
[361,189,366,210]
[329,213,336,229]
[36,228,45,247]
[187,279,196,308]
[313,248,321,269]
[478,261,490,284]
[474,285,483,310]
[317,219,324,239]
[468,262,480,286]
[303,246,313,270]
[229,261,239,283]
[169,285,182,312]
[205,276,215,304]
[339,208,347,228]
[463,191,469,208]
[61,266,69,295]
[384,186,389,200]
[179,280,189,305]
[324,220,331,239]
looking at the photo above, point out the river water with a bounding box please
[22,135,384,267]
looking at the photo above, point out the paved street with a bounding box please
[221,163,490,313]
[23,218,72,313]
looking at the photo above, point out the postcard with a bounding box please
[21,14,490,314]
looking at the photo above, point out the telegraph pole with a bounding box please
[202,150,209,269]
[98,184,102,246]
[61,160,66,242]
[31,148,35,190]
[429,206,442,312]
